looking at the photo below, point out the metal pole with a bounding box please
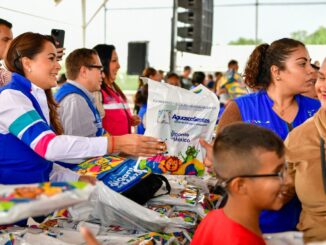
[104,4,107,43]
[255,0,259,45]
[169,0,177,72]
[82,0,86,47]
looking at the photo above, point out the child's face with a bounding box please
[246,151,286,211]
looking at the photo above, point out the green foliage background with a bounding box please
[229,26,326,45]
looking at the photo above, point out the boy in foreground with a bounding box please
[192,123,288,245]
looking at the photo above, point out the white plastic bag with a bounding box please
[135,80,219,176]
[69,182,193,231]
[0,182,94,225]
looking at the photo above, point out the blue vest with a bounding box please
[0,73,53,184]
[235,91,320,140]
[235,90,321,233]
[55,83,104,137]
[137,103,147,135]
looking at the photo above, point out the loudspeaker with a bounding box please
[127,42,148,75]
[176,0,213,55]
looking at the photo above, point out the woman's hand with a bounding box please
[131,115,141,126]
[108,134,165,157]
[200,139,213,168]
[78,175,97,185]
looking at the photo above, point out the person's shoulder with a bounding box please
[191,209,224,245]
[60,93,88,107]
[210,209,265,245]
[196,209,223,229]
[293,115,315,132]
[286,116,316,148]
[298,94,321,108]
[234,91,261,103]
[0,87,29,104]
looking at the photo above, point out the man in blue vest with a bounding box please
[56,48,104,137]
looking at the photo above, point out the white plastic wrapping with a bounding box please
[69,182,193,232]
[0,182,94,225]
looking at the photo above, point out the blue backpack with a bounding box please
[73,156,170,205]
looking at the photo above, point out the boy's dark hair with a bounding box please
[184,65,191,71]
[213,123,284,180]
[228,60,238,68]
[0,19,12,29]
[165,71,180,81]
[192,71,205,85]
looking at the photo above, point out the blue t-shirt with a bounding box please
[235,91,320,140]
[235,90,321,233]
[137,103,147,135]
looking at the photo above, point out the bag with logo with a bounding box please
[135,80,219,176]
[73,156,171,205]
[100,158,171,205]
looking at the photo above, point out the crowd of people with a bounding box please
[1,16,326,244]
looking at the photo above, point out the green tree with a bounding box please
[291,26,326,44]
[306,26,326,44]
[290,30,308,43]
[228,37,263,45]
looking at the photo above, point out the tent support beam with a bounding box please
[81,0,109,47]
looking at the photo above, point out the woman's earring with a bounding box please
[276,77,280,81]
[28,68,32,73]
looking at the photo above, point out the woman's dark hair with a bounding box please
[5,32,63,134]
[134,67,157,113]
[93,44,126,101]
[138,67,157,88]
[244,38,305,90]
[192,71,205,86]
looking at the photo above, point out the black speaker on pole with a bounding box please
[176,0,213,56]
[127,41,149,75]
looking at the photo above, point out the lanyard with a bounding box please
[319,137,326,194]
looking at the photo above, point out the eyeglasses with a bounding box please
[219,163,287,188]
[85,64,103,72]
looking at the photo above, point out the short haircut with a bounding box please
[0,18,12,29]
[184,65,191,71]
[165,71,180,81]
[65,48,98,80]
[215,71,223,77]
[213,123,284,180]
[228,59,238,68]
[192,71,205,85]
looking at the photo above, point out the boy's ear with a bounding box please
[229,178,248,195]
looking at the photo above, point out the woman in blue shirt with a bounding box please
[217,38,320,233]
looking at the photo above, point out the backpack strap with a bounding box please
[152,174,171,198]
[319,137,326,194]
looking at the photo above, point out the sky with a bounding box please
[1,0,326,72]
